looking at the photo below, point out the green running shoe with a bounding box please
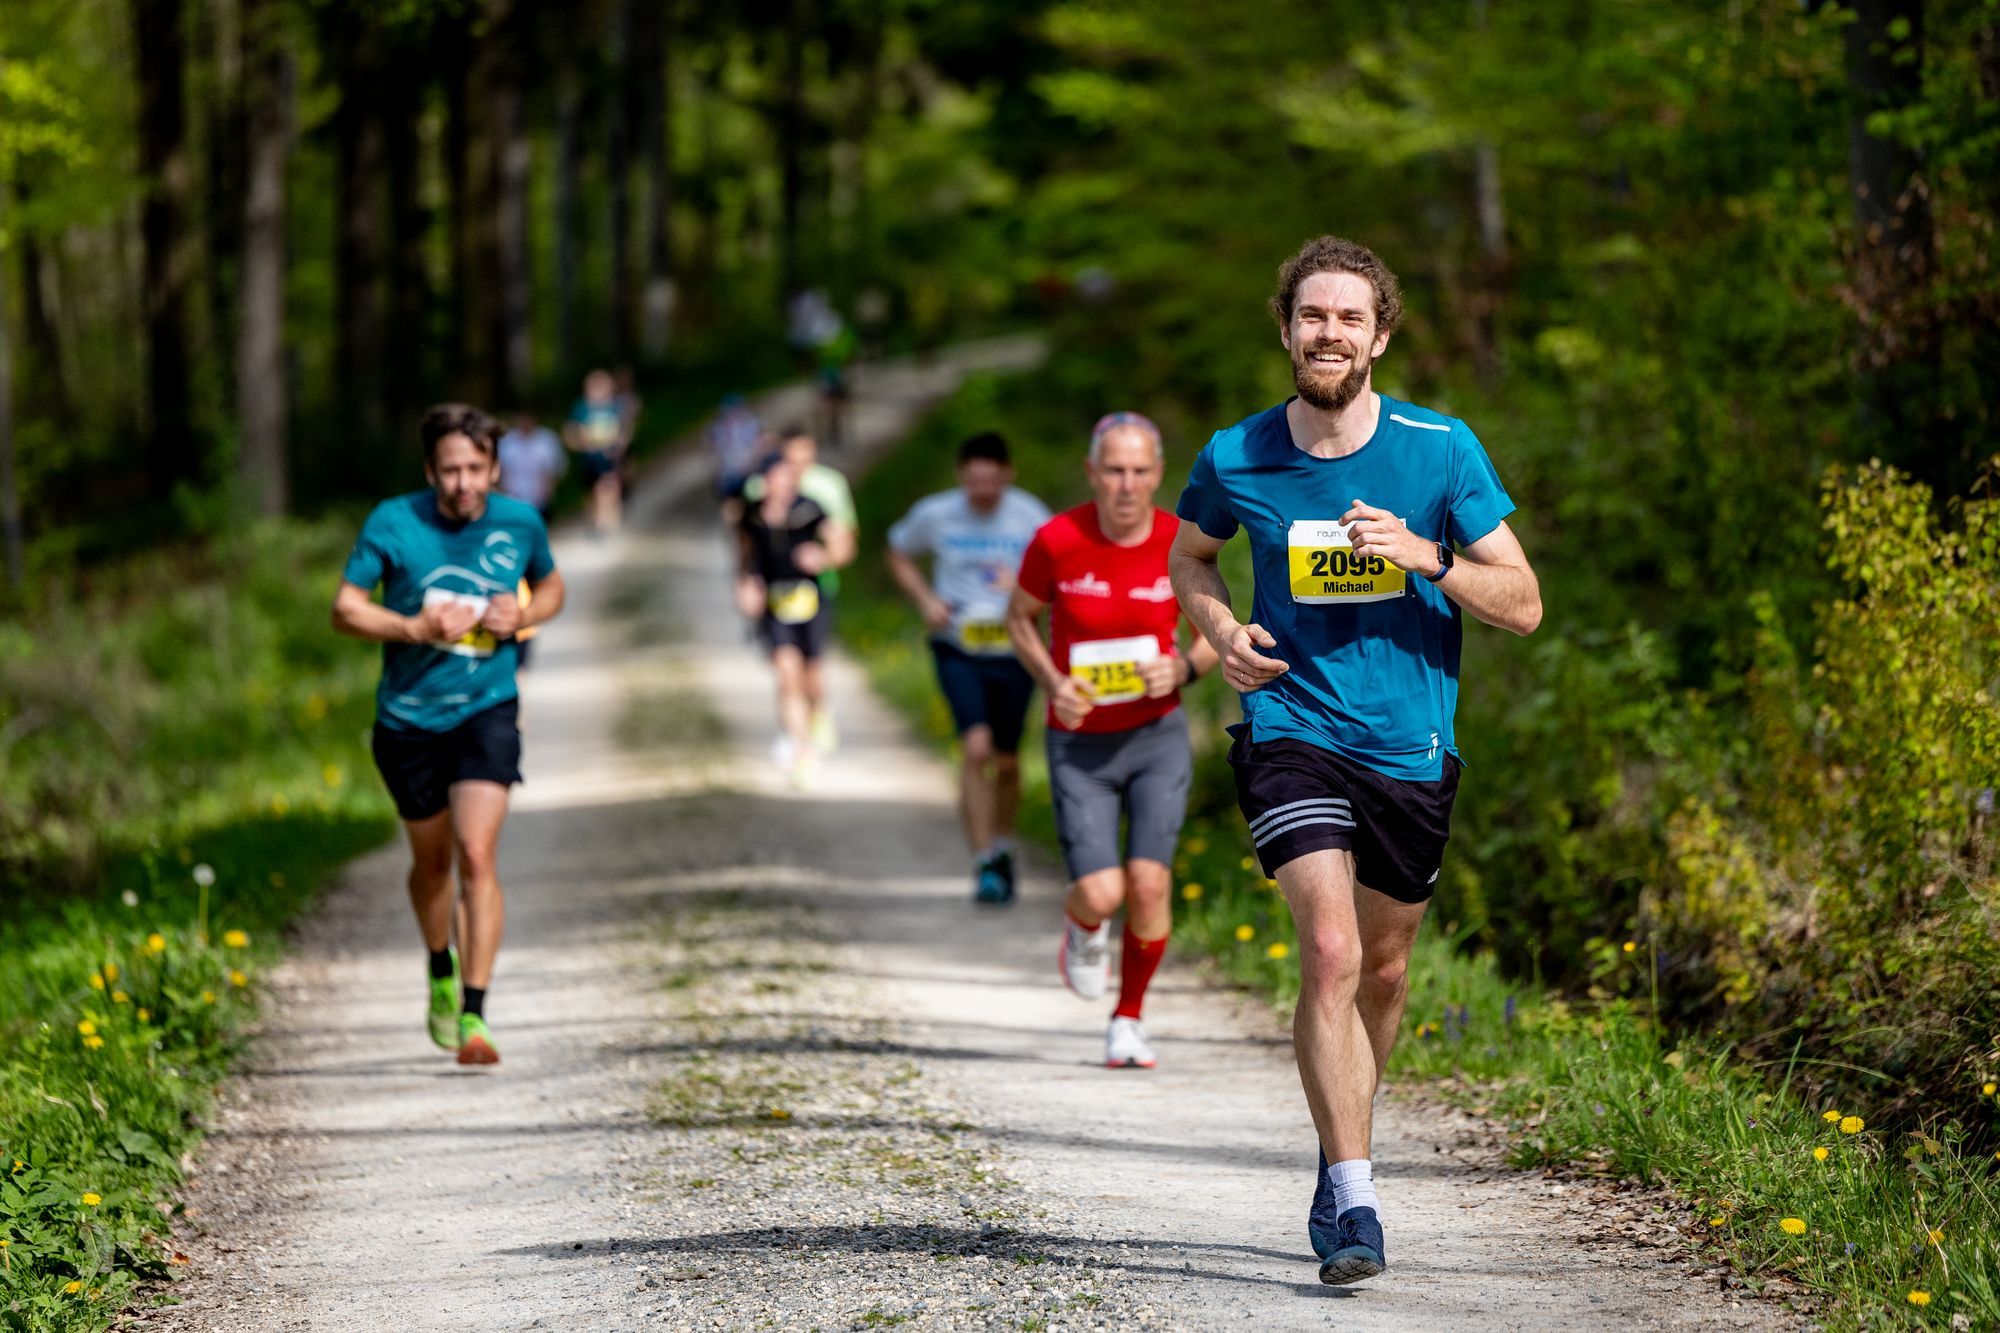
[427,948,461,1049]
[457,1012,500,1066]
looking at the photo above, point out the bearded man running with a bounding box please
[1169,236,1541,1285]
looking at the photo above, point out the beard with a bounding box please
[1292,337,1373,412]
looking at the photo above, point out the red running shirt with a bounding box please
[1016,504,1184,734]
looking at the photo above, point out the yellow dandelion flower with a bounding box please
[146,932,167,954]
[1908,1291,1931,1307]
[1709,1215,1726,1227]
[76,1019,97,1036]
[83,1035,104,1050]
[0,1238,7,1247]
[112,991,128,1005]
[1266,942,1290,960]
[10,1160,22,1174]
[201,990,216,1004]
[1185,836,1207,855]
[65,1280,82,1294]
[1234,924,1255,942]
[102,963,118,983]
[1985,1081,1997,1096]
[88,974,105,991]
[137,1008,151,1023]
[1264,878,1279,889]
[1813,1147,1829,1162]
[1822,1109,1842,1122]
[271,793,290,815]
[1239,855,1256,871]
[1779,1217,1807,1236]
[1622,941,1636,953]
[1928,1229,1943,1245]
[230,970,248,988]
[80,1193,100,1207]
[1839,1116,1864,1134]
[323,763,345,788]
[1181,883,1204,901]
[223,929,250,949]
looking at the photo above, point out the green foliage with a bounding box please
[0,515,394,1330]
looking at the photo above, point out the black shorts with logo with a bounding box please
[1226,726,1460,903]
[371,698,522,822]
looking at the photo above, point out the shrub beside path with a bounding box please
[152,341,1787,1330]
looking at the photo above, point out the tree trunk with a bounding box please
[607,0,637,357]
[554,69,584,375]
[777,0,808,311]
[13,179,72,420]
[237,0,292,517]
[1467,0,1507,382]
[332,7,386,443]
[0,186,23,590]
[134,0,196,497]
[491,0,532,401]
[636,0,673,359]
[381,50,433,433]
[1842,0,1944,484]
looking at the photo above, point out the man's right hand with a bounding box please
[919,592,954,632]
[412,599,482,645]
[1222,622,1289,692]
[1049,676,1095,730]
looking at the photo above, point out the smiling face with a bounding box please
[425,433,498,523]
[1281,270,1392,413]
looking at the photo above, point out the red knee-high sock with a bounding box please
[1113,925,1167,1020]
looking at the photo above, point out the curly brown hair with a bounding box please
[1269,235,1403,337]
[418,403,501,462]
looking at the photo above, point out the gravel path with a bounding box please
[151,342,1791,1331]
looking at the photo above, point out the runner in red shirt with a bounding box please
[1006,412,1221,1068]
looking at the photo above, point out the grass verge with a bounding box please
[833,371,2000,1331]
[2,518,396,1330]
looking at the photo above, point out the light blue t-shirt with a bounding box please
[1175,395,1514,781]
[342,491,556,733]
[887,486,1051,652]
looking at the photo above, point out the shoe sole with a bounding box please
[1318,1248,1384,1285]
[457,1035,501,1066]
[1105,1058,1157,1069]
[1057,937,1109,1000]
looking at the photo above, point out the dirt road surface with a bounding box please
[155,342,1785,1331]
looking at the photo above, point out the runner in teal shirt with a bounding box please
[342,489,555,733]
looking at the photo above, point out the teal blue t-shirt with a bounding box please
[341,491,556,733]
[1175,395,1514,782]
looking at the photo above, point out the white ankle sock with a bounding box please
[1326,1159,1378,1218]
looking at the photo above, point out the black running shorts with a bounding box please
[1226,727,1460,903]
[370,699,522,822]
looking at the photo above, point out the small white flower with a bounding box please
[192,864,216,888]
[121,890,139,908]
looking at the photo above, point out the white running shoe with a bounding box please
[1059,919,1112,999]
[811,708,839,755]
[1105,1016,1156,1069]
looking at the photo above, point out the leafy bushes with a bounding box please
[0,519,395,1331]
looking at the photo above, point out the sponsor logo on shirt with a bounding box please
[1058,571,1112,598]
[1128,576,1175,603]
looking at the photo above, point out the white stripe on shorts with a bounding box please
[1252,810,1357,847]
[1247,797,1352,839]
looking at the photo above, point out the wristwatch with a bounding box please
[1424,542,1454,583]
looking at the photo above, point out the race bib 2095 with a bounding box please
[1287,520,1405,606]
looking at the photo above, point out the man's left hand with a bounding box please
[1339,499,1439,577]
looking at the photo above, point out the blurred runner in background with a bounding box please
[886,433,1051,905]
[1007,412,1217,1070]
[737,449,854,787]
[565,369,627,535]
[743,428,856,753]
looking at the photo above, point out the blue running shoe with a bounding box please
[973,859,1014,906]
[1318,1205,1387,1285]
[1309,1148,1340,1260]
